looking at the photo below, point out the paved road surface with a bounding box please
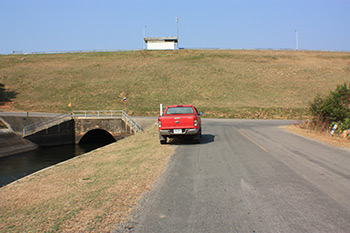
[117,119,350,232]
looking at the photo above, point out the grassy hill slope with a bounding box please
[1,50,349,119]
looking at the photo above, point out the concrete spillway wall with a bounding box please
[24,118,129,146]
[24,119,75,147]
[74,118,129,143]
[0,114,153,157]
[0,115,55,134]
[0,129,38,158]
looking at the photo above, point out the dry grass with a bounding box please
[1,50,350,118]
[284,124,350,149]
[0,125,174,232]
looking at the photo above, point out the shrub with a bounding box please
[309,83,350,129]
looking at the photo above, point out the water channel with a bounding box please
[0,142,112,187]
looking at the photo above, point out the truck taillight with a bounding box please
[194,119,198,127]
[158,121,162,128]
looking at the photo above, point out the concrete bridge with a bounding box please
[2,111,143,147]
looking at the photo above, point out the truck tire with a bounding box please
[159,134,167,144]
[193,129,202,144]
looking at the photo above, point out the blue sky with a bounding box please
[1,0,349,54]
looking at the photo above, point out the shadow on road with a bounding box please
[168,134,215,145]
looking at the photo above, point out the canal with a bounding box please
[0,142,113,187]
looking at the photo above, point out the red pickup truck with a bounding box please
[158,105,203,144]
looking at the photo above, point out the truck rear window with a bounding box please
[166,107,195,114]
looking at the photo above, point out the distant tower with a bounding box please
[295,30,299,51]
[143,26,147,50]
[176,16,179,49]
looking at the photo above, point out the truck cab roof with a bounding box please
[164,105,199,115]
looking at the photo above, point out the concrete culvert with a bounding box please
[79,129,116,144]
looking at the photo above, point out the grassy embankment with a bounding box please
[1,50,350,231]
[0,126,174,232]
[1,50,350,119]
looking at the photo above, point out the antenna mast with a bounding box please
[176,16,179,49]
[295,30,299,51]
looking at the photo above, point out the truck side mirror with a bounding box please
[198,112,203,116]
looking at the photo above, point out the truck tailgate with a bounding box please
[160,116,195,129]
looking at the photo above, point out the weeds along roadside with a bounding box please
[308,83,350,136]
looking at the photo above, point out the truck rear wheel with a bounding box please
[193,129,202,144]
[159,134,167,144]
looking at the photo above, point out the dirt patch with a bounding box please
[0,102,14,111]
[284,125,350,149]
[0,126,174,232]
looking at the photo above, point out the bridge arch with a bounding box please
[78,129,116,144]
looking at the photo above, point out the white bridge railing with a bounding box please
[22,110,143,136]
[23,112,73,136]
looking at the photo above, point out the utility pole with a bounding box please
[176,16,179,49]
[295,30,299,51]
[143,26,147,50]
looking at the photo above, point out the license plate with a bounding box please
[173,129,182,134]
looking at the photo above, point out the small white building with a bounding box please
[144,37,178,50]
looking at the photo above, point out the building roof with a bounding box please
[144,37,178,43]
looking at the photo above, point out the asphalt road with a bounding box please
[117,119,350,233]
